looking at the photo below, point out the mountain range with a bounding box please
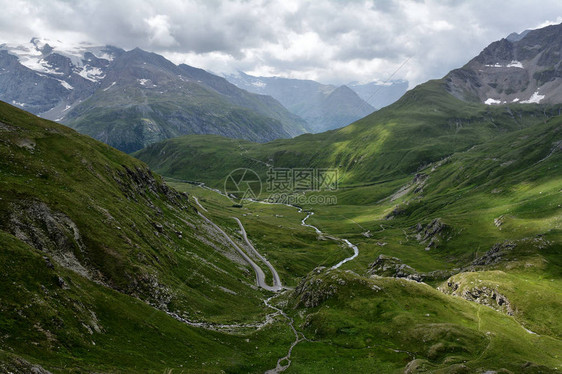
[0,39,309,152]
[446,23,562,105]
[224,72,409,133]
[138,24,562,187]
[0,23,561,373]
[225,72,377,132]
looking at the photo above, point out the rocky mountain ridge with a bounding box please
[0,38,309,152]
[446,23,562,105]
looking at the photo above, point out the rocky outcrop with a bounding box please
[6,200,94,280]
[292,267,340,308]
[442,280,515,316]
[292,267,380,308]
[383,173,430,220]
[371,235,550,287]
[0,356,52,374]
[368,255,456,283]
[112,165,189,207]
[129,272,174,311]
[469,241,516,268]
[2,163,189,312]
[388,173,428,202]
[445,23,562,105]
[369,255,420,280]
[414,218,451,250]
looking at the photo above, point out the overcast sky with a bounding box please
[1,0,561,87]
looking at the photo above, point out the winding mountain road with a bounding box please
[192,195,208,212]
[191,192,361,373]
[233,217,283,291]
[198,211,282,292]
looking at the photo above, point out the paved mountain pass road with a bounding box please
[233,217,282,291]
[198,211,282,292]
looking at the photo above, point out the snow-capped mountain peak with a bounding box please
[0,38,119,82]
[0,38,126,120]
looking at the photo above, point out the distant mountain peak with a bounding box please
[506,29,531,42]
[445,22,562,105]
[0,39,309,151]
[224,72,392,132]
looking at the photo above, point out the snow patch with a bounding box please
[59,80,73,90]
[484,98,501,105]
[507,60,523,68]
[77,65,105,82]
[512,98,520,102]
[2,39,115,81]
[138,79,149,86]
[485,61,523,69]
[87,48,115,62]
[11,100,26,107]
[20,57,63,75]
[521,91,545,104]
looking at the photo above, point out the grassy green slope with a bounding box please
[65,81,294,153]
[0,101,268,321]
[0,101,295,372]
[133,78,562,372]
[164,175,562,373]
[0,230,292,373]
[2,70,561,372]
[135,80,561,187]
[167,181,351,288]
[284,111,562,370]
[284,268,562,373]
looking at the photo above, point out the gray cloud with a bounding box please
[1,0,561,86]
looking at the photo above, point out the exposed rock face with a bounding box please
[0,356,52,374]
[368,255,421,280]
[414,218,451,250]
[1,157,189,311]
[445,23,562,105]
[112,165,189,206]
[389,173,428,202]
[442,281,515,316]
[292,267,380,308]
[384,173,430,220]
[292,267,340,308]
[371,234,551,288]
[469,241,516,267]
[7,200,93,280]
[0,41,116,117]
[368,255,456,283]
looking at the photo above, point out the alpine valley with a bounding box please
[0,22,561,374]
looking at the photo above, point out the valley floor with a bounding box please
[164,181,562,374]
